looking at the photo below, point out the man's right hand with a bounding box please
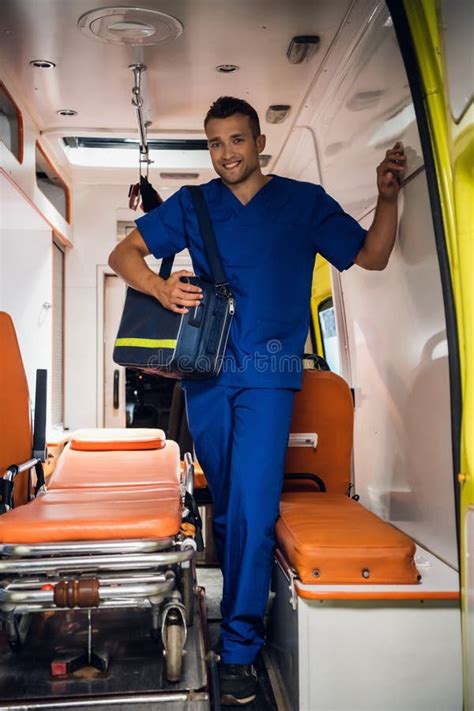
[153,270,203,314]
[109,229,202,313]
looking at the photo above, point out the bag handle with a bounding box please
[158,186,229,287]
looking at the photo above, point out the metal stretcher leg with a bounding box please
[185,384,295,665]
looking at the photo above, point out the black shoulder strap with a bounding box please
[187,185,228,287]
[159,256,174,279]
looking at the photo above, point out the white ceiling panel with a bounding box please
[0,0,353,180]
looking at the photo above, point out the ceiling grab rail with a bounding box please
[127,64,163,215]
[129,63,153,187]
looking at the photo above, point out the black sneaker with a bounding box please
[219,663,257,706]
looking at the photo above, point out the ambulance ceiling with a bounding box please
[0,0,354,181]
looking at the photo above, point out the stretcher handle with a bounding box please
[1,458,40,512]
[113,370,120,409]
[33,369,47,461]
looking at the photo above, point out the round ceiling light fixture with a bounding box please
[30,60,56,69]
[57,109,78,116]
[216,65,239,74]
[77,6,183,46]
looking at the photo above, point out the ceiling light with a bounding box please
[78,7,183,46]
[160,172,200,180]
[63,137,208,150]
[107,21,155,39]
[216,65,239,73]
[57,109,78,116]
[287,36,320,64]
[266,105,291,124]
[30,60,56,69]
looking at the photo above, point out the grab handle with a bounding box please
[113,370,120,409]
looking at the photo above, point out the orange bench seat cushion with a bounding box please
[0,486,181,543]
[276,493,419,585]
[49,440,180,489]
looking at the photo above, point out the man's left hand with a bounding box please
[376,142,407,202]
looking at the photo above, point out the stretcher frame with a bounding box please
[0,450,200,682]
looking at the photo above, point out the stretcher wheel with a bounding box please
[180,560,196,626]
[164,623,185,682]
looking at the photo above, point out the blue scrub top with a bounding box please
[136,175,366,389]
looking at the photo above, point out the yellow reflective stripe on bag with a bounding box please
[115,338,177,349]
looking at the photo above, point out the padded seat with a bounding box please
[276,492,419,585]
[0,485,181,543]
[49,439,180,489]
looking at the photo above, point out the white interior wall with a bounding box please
[343,174,457,567]
[0,175,53,424]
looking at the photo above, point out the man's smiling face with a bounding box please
[205,113,266,186]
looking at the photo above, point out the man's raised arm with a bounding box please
[355,142,406,271]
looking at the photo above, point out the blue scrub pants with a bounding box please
[185,384,295,664]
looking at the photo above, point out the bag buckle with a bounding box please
[215,283,230,297]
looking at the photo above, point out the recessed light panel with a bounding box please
[216,65,239,74]
[78,7,183,46]
[30,60,56,69]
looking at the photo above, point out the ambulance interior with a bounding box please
[0,1,469,709]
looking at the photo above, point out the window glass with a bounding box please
[36,144,70,222]
[0,83,22,162]
[318,297,340,374]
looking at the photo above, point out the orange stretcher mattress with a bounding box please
[49,440,180,489]
[276,493,420,585]
[0,486,181,543]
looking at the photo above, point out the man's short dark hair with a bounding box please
[204,96,261,138]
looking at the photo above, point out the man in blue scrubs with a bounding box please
[109,96,406,705]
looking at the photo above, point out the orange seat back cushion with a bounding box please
[284,370,354,495]
[0,312,32,507]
